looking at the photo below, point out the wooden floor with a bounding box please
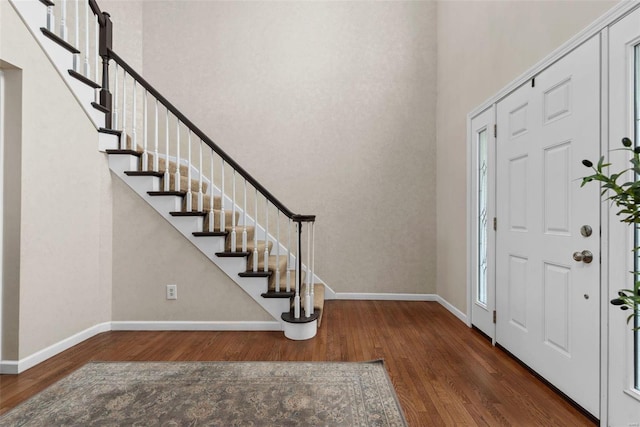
[0,301,594,426]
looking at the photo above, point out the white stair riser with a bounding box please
[108,154,139,175]
[99,133,119,152]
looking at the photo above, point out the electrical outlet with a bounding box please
[166,284,177,300]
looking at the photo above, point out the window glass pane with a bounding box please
[478,129,488,306]
[635,43,640,390]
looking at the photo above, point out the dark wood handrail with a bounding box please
[88,0,105,26]
[107,49,314,222]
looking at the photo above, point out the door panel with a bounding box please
[496,35,601,417]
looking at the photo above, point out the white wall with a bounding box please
[1,1,112,359]
[436,0,618,313]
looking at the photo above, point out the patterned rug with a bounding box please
[0,360,407,426]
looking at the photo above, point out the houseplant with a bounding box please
[582,137,640,328]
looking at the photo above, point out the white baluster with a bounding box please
[142,89,148,170]
[185,131,192,209]
[174,120,181,192]
[163,108,170,191]
[94,17,99,83]
[153,99,159,171]
[59,0,68,41]
[253,189,258,272]
[113,63,119,129]
[122,72,128,148]
[286,217,291,293]
[198,140,204,211]
[310,221,315,314]
[46,6,55,33]
[304,222,311,317]
[83,0,90,78]
[219,160,225,232]
[132,80,137,151]
[230,171,236,253]
[263,201,269,273]
[275,210,280,292]
[208,149,215,232]
[242,179,247,252]
[73,0,79,71]
[294,222,300,319]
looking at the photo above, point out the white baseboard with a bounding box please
[333,292,438,301]
[111,321,282,332]
[436,295,468,324]
[333,292,469,324]
[0,322,111,374]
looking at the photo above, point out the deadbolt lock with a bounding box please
[580,225,593,237]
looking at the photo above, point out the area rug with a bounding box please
[0,360,407,426]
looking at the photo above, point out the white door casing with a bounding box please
[470,107,496,341]
[607,6,640,424]
[495,35,601,417]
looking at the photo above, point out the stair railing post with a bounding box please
[98,12,112,128]
[304,221,311,317]
[310,220,315,314]
[294,220,301,319]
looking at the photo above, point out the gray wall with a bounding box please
[139,1,438,295]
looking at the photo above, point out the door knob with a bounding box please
[573,250,593,264]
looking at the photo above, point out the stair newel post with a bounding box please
[153,99,159,171]
[46,6,55,33]
[310,220,315,314]
[197,140,204,211]
[59,0,68,41]
[263,201,269,273]
[208,148,215,232]
[286,217,291,293]
[185,131,192,210]
[142,89,148,170]
[230,170,236,253]
[163,108,170,191]
[242,179,247,252]
[304,221,311,317]
[275,210,280,292]
[83,0,90,78]
[72,0,79,72]
[98,12,112,129]
[174,120,181,192]
[294,220,301,319]
[219,159,226,232]
[252,188,258,272]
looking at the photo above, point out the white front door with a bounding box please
[495,35,601,417]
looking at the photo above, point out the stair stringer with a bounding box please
[109,154,291,326]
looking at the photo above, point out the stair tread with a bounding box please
[125,171,162,177]
[107,149,141,157]
[68,69,101,89]
[216,251,251,257]
[193,231,228,237]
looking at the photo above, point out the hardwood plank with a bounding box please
[0,301,595,426]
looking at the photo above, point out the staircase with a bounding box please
[12,0,331,340]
